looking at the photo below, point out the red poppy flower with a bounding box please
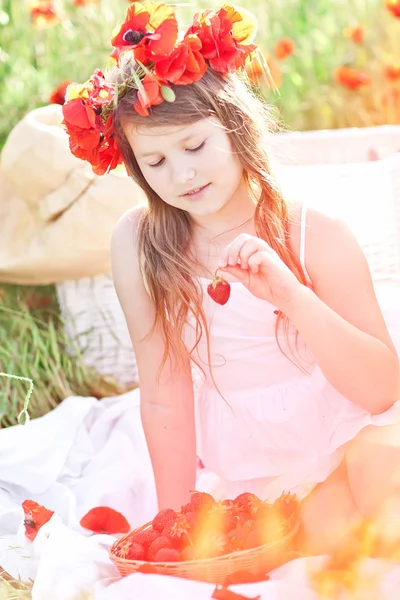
[134,74,164,116]
[275,38,295,60]
[22,500,54,541]
[62,70,123,174]
[155,35,207,85]
[384,64,400,81]
[386,0,400,18]
[111,2,178,63]
[80,506,130,534]
[335,66,371,90]
[343,25,364,45]
[49,80,71,105]
[187,5,257,73]
[74,0,98,5]
[29,1,59,28]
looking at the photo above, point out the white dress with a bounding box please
[184,204,400,502]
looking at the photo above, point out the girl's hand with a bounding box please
[218,233,304,310]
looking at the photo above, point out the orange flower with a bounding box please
[74,0,98,5]
[111,2,178,64]
[343,25,364,44]
[275,37,295,60]
[245,55,282,88]
[187,5,257,73]
[385,0,400,18]
[49,80,71,105]
[384,64,400,81]
[134,75,164,116]
[155,35,207,85]
[29,1,59,28]
[335,66,371,90]
[22,500,54,541]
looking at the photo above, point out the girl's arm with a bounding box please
[111,206,197,511]
[284,209,400,414]
[219,209,400,415]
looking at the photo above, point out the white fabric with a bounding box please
[1,377,400,598]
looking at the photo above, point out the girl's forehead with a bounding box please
[124,117,220,146]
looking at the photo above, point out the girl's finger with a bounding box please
[248,250,269,273]
[220,234,265,269]
[238,240,262,270]
[219,235,248,268]
[219,264,249,283]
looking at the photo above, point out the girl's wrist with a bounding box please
[279,282,314,320]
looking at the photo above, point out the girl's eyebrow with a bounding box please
[139,133,203,158]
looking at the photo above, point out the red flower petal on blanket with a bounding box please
[80,506,130,534]
[22,499,55,541]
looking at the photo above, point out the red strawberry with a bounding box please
[80,506,130,534]
[196,531,227,558]
[152,508,177,532]
[227,527,250,552]
[131,528,159,548]
[189,491,216,512]
[207,276,231,305]
[147,536,173,561]
[126,542,146,560]
[273,492,299,521]
[22,500,54,541]
[233,492,262,515]
[207,504,237,533]
[164,514,196,549]
[154,547,181,563]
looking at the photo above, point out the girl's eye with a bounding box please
[187,141,206,153]
[149,158,165,168]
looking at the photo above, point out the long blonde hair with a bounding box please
[112,68,309,378]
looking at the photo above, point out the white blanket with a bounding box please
[1,286,400,599]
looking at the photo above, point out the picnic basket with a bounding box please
[109,517,299,584]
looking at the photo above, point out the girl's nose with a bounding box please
[172,161,196,185]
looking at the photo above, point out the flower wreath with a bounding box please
[62,2,259,176]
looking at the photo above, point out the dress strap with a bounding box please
[299,203,312,285]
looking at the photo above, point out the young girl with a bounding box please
[63,2,400,554]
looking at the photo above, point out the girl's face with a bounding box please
[123,117,248,220]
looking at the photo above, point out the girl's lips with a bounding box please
[182,183,211,199]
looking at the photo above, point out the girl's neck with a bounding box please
[190,183,256,242]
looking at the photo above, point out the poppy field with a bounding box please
[1,0,400,154]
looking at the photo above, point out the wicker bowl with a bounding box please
[109,518,299,585]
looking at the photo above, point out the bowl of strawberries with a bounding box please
[109,491,300,584]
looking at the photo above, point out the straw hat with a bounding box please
[0,104,145,284]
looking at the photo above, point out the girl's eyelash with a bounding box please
[187,141,206,152]
[149,158,165,168]
[148,141,206,167]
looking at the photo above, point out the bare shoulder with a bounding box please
[303,206,367,285]
[299,204,397,354]
[111,203,146,258]
[110,203,155,343]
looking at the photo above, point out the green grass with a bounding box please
[0,283,124,427]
